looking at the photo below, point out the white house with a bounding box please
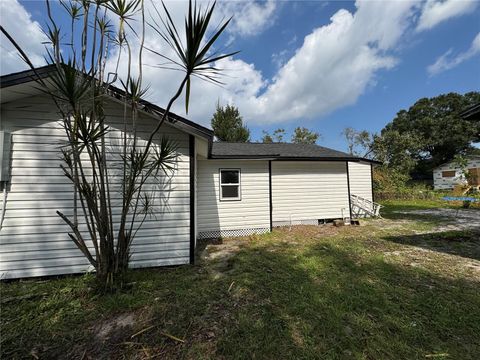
[0,66,378,279]
[433,156,480,190]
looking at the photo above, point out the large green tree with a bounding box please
[371,131,421,175]
[380,92,480,178]
[211,104,250,142]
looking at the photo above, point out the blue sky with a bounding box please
[1,0,479,151]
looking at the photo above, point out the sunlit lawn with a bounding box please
[1,200,479,359]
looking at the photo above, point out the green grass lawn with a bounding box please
[1,201,479,359]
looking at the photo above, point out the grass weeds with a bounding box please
[1,200,479,359]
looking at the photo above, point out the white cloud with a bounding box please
[104,0,268,126]
[3,0,477,128]
[251,0,416,123]
[107,0,419,126]
[427,32,480,75]
[417,0,477,31]
[271,49,288,69]
[216,0,278,37]
[287,35,297,46]
[0,0,46,74]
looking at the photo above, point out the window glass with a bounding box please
[442,171,455,178]
[221,170,239,184]
[221,185,239,198]
[220,169,240,200]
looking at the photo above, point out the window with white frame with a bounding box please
[219,169,241,201]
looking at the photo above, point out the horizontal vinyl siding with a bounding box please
[271,161,350,223]
[0,95,191,279]
[348,162,373,202]
[197,160,270,234]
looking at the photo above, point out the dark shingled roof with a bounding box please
[211,142,379,163]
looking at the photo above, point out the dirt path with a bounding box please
[395,208,480,232]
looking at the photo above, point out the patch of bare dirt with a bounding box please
[78,308,155,359]
[199,238,247,278]
[201,238,248,260]
[94,313,137,341]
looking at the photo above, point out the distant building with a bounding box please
[432,103,480,190]
[433,156,480,190]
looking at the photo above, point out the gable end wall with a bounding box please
[0,95,192,279]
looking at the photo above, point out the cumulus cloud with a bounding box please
[216,0,278,37]
[2,0,477,128]
[105,0,421,125]
[103,0,268,126]
[427,32,480,75]
[0,0,46,74]
[251,0,416,122]
[417,0,477,31]
[106,0,418,125]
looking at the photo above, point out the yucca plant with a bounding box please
[1,0,236,291]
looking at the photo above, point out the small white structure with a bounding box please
[0,66,379,279]
[433,156,480,190]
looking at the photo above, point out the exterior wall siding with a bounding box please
[0,95,192,279]
[433,158,480,190]
[196,159,270,238]
[271,161,350,225]
[348,161,373,201]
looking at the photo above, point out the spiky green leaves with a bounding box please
[149,0,238,113]
[59,0,83,20]
[121,76,150,103]
[46,61,93,110]
[151,136,178,175]
[120,136,178,197]
[106,0,142,43]
[106,0,142,21]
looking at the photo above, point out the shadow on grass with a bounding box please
[209,242,480,359]
[381,201,480,218]
[2,238,480,359]
[381,209,453,229]
[382,229,480,262]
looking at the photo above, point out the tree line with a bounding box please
[342,92,480,182]
[211,103,321,144]
[211,91,480,183]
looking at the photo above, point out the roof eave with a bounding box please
[0,64,55,88]
[210,154,382,164]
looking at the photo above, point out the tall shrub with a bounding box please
[1,0,235,290]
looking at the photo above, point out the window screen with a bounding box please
[219,169,241,200]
